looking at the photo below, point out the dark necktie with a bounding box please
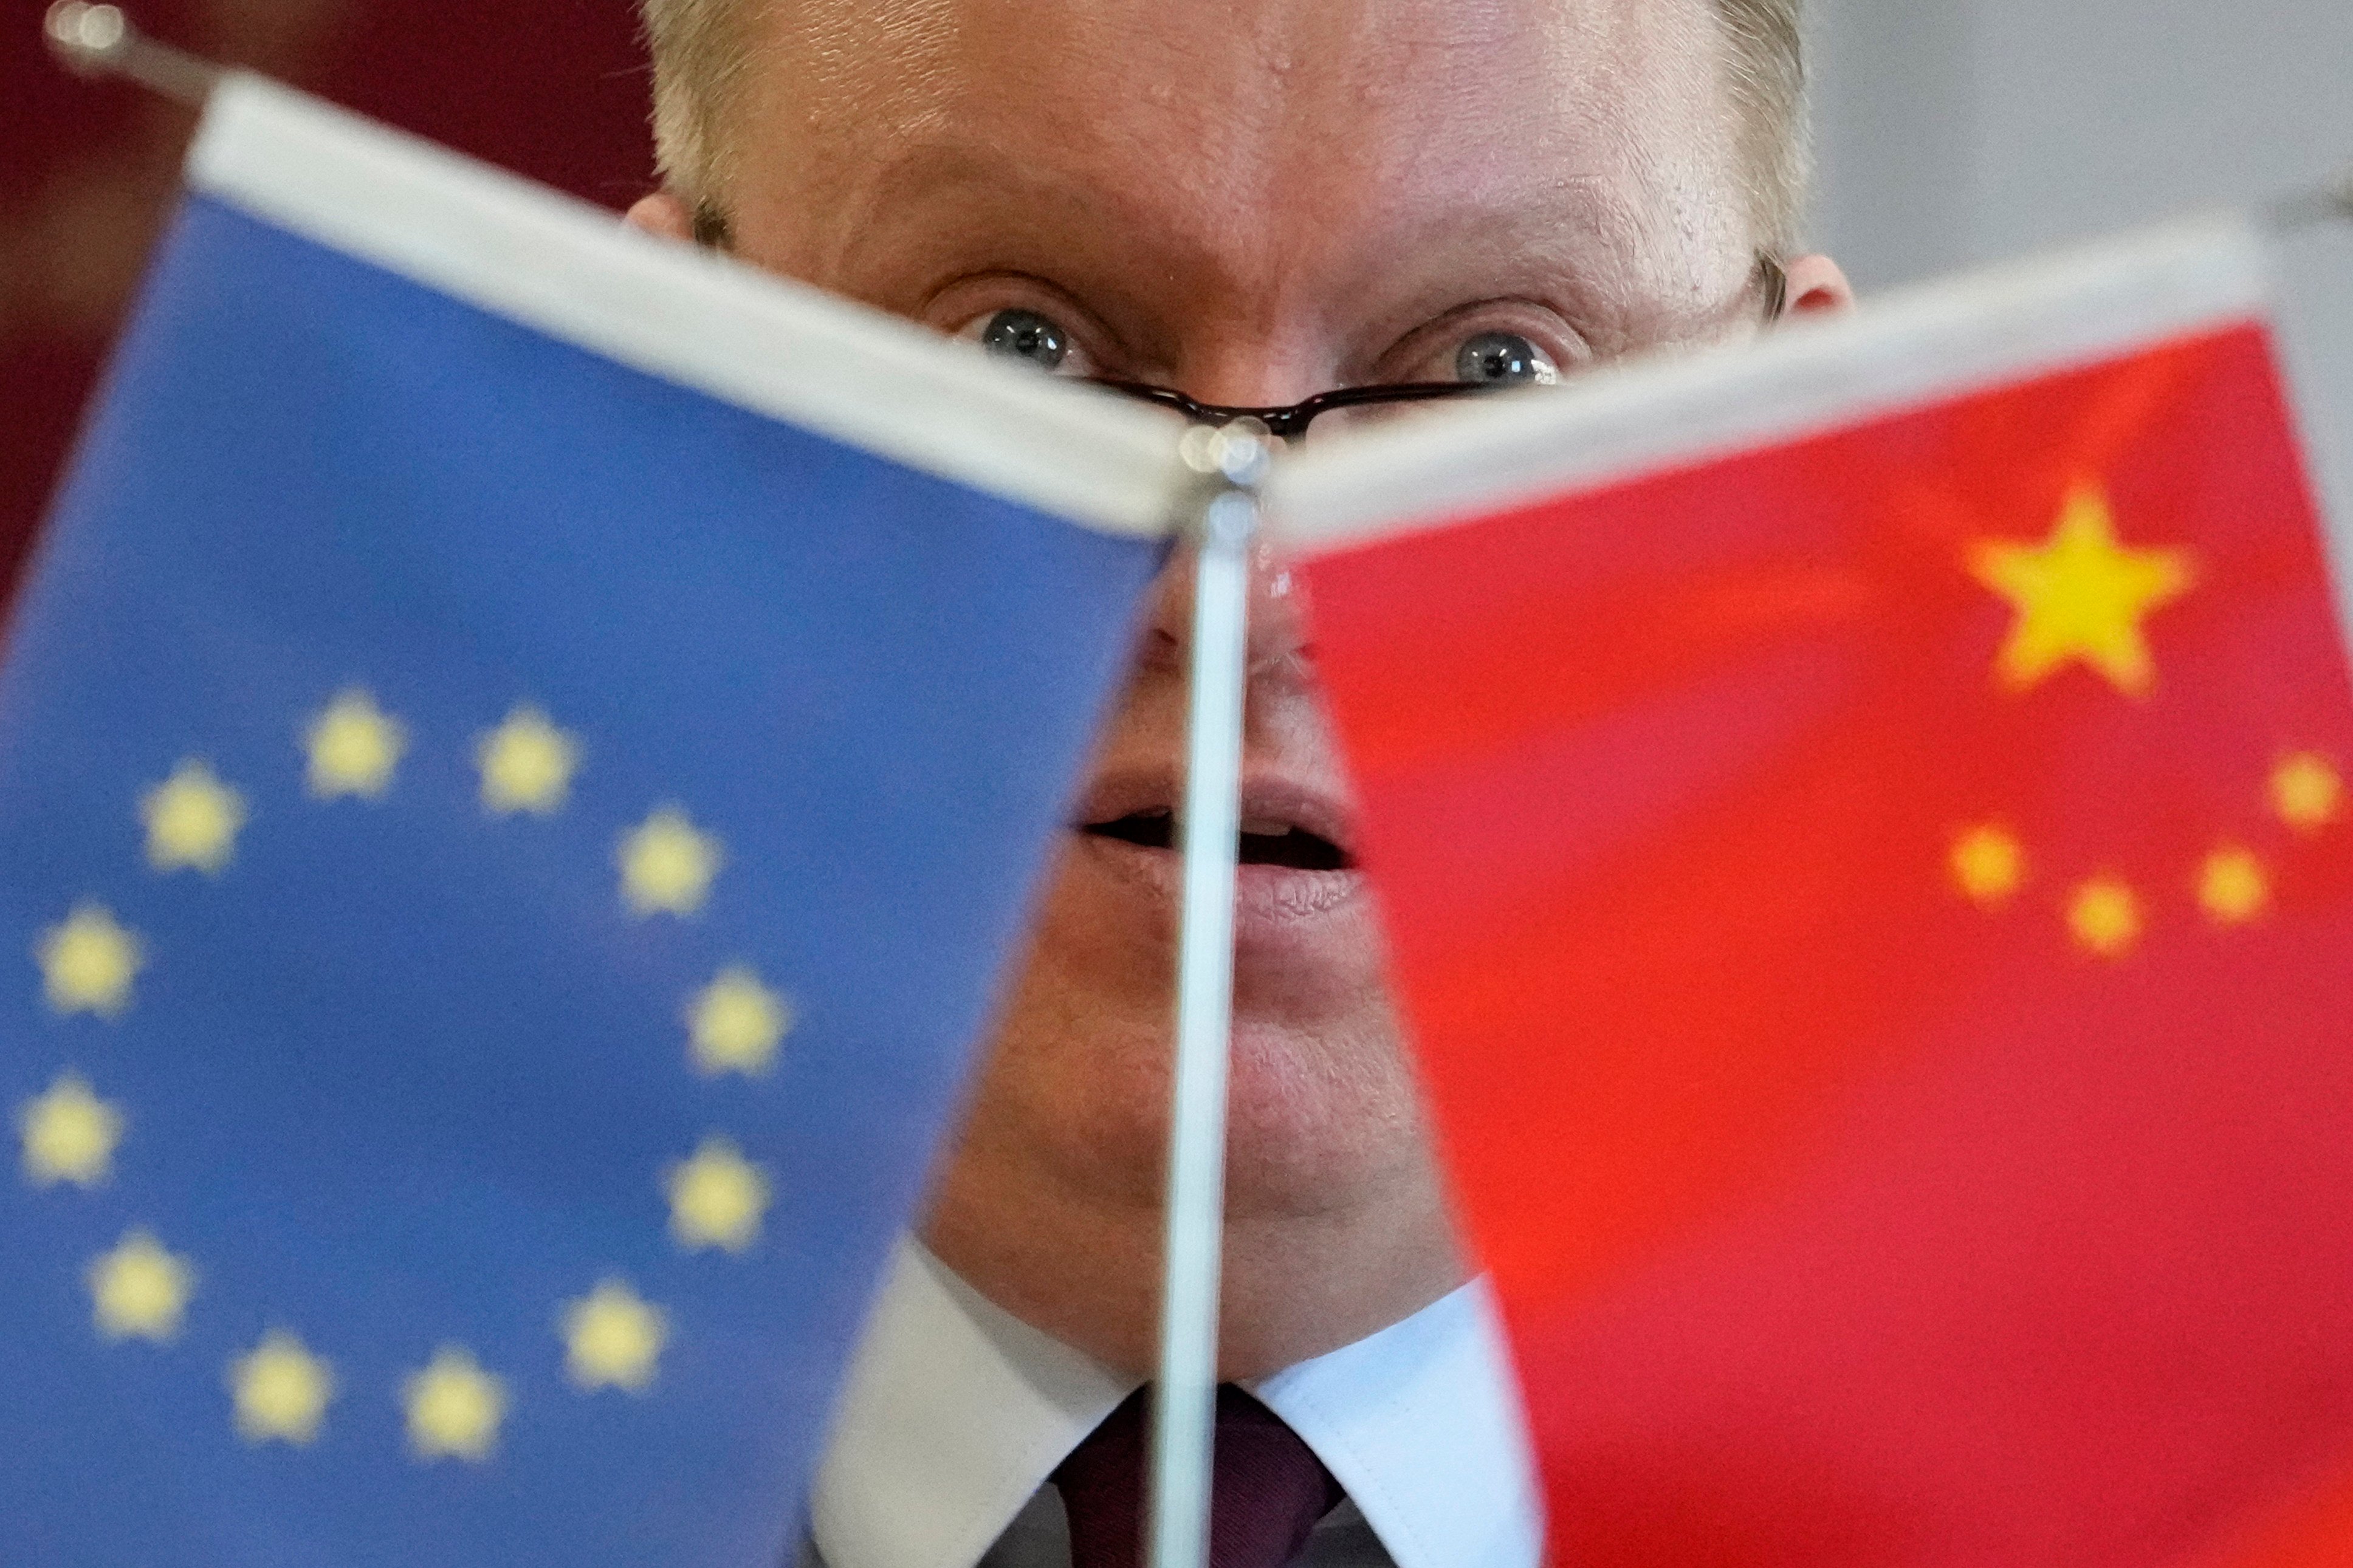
[1052,1383,1345,1568]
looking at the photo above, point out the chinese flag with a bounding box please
[1286,222,2353,1566]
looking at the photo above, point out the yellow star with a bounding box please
[1949,824,2025,906]
[36,902,143,1019]
[687,967,791,1077]
[19,1070,123,1187]
[404,1345,506,1462]
[89,1228,195,1343]
[228,1329,335,1445]
[2273,751,2341,831]
[306,688,407,800]
[560,1278,669,1394]
[1969,484,2194,697]
[2199,845,2269,926]
[478,706,580,817]
[665,1135,770,1253]
[619,807,723,917]
[2068,875,2143,959]
[140,759,247,874]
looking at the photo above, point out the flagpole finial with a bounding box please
[43,3,221,106]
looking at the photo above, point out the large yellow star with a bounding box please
[665,1135,771,1253]
[561,1278,668,1394]
[404,1345,506,1462]
[141,759,247,875]
[619,808,723,917]
[228,1329,335,1445]
[687,967,791,1077]
[306,688,407,800]
[36,902,143,1019]
[478,706,580,817]
[19,1070,123,1188]
[89,1228,195,1343]
[1968,484,2194,697]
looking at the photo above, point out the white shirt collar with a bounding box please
[809,1238,1541,1568]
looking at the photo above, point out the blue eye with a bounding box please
[981,309,1070,370]
[1454,332,1558,386]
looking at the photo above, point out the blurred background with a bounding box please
[1809,0,2353,571]
[3,0,2350,593]
[1,0,653,591]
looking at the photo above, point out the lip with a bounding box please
[1071,768,1364,927]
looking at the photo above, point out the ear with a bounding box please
[624,193,697,242]
[1781,253,1856,317]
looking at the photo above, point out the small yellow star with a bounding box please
[2273,751,2341,831]
[404,1345,506,1462]
[89,1228,195,1343]
[687,967,791,1077]
[306,688,407,800]
[665,1135,771,1253]
[1949,824,2025,906]
[478,706,580,817]
[619,807,723,917]
[1969,484,2194,697]
[19,1070,123,1188]
[228,1329,335,1445]
[561,1278,669,1394]
[140,759,247,874]
[36,902,143,1019]
[2199,845,2269,926]
[2068,875,2143,959]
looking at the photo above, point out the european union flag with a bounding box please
[0,78,1185,1566]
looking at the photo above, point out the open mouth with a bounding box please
[1080,808,1355,872]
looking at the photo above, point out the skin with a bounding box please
[629,0,1852,1380]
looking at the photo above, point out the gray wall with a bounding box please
[1806,0,2353,560]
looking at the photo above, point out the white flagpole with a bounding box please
[1147,422,1268,1568]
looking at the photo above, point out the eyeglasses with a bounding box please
[693,204,1787,441]
[1091,252,1790,441]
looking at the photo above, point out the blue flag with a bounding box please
[0,77,1184,1567]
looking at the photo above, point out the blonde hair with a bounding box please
[640,0,1811,248]
[1712,0,1812,252]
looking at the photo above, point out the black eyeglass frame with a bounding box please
[1090,252,1791,439]
[690,205,1788,440]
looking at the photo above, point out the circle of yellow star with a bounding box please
[140,759,247,874]
[1949,824,2025,906]
[2068,875,2143,959]
[1968,484,2195,697]
[2199,845,2269,926]
[228,1329,335,1445]
[561,1278,669,1394]
[478,706,580,817]
[404,1345,506,1462]
[19,1070,123,1188]
[619,807,723,917]
[664,1135,771,1253]
[36,902,143,1019]
[306,688,407,800]
[687,967,791,1077]
[2272,751,2341,832]
[89,1228,195,1343]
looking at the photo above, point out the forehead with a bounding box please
[731,0,1749,347]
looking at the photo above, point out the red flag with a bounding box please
[1279,220,2353,1566]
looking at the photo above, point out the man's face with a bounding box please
[694,0,1778,1330]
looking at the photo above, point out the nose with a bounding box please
[1141,540,1310,686]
